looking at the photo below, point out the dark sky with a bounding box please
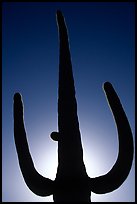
[2,2,135,202]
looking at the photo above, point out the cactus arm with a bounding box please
[14,93,54,196]
[90,82,134,194]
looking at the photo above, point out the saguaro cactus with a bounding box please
[13,11,134,202]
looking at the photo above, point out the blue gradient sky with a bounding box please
[2,2,135,202]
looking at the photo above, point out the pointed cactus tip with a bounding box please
[56,10,64,21]
[56,10,62,16]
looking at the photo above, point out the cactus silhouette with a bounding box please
[13,10,134,202]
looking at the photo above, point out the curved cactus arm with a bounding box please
[90,82,134,194]
[13,93,54,196]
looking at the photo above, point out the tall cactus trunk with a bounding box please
[56,10,87,176]
[53,10,91,202]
